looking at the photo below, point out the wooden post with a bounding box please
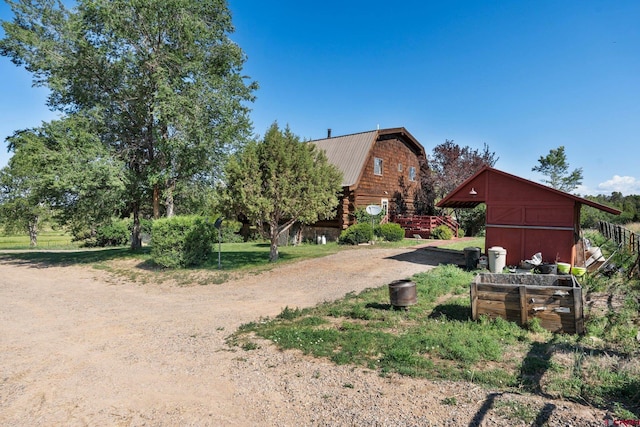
[519,285,528,326]
[573,283,584,334]
[470,280,478,321]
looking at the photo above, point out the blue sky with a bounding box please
[1,1,639,195]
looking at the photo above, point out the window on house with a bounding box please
[408,166,416,182]
[398,163,403,172]
[374,157,383,175]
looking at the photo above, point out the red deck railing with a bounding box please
[391,215,459,239]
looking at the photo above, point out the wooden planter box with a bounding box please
[470,273,584,334]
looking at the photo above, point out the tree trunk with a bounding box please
[28,216,38,247]
[165,179,175,218]
[269,221,279,262]
[153,185,160,219]
[131,205,142,250]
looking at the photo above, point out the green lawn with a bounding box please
[0,231,78,249]
[438,236,485,252]
[232,264,640,421]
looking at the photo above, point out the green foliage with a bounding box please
[532,146,583,192]
[277,306,304,320]
[581,193,640,228]
[222,122,343,262]
[0,113,126,248]
[430,224,454,240]
[1,0,256,248]
[353,207,384,225]
[151,216,214,268]
[338,223,374,245]
[93,220,130,247]
[374,223,405,242]
[526,317,546,334]
[217,220,245,244]
[413,264,473,303]
[456,204,486,237]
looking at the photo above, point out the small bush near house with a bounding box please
[431,224,454,240]
[152,215,214,268]
[339,223,373,245]
[375,223,405,242]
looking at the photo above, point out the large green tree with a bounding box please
[0,162,49,247]
[222,123,343,262]
[1,0,256,249]
[532,146,583,193]
[0,114,125,245]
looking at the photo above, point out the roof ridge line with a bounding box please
[308,129,378,142]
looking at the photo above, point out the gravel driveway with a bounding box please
[0,245,607,426]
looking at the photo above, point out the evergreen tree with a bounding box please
[222,123,343,262]
[532,146,583,193]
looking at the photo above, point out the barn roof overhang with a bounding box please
[436,166,622,215]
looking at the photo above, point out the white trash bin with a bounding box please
[488,246,507,273]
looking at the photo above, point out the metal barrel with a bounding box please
[388,279,417,309]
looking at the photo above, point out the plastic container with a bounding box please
[557,262,571,274]
[571,266,586,278]
[488,246,507,273]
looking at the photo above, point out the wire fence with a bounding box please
[598,221,640,254]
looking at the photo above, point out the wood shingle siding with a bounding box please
[311,127,426,231]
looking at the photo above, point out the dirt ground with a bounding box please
[0,244,609,426]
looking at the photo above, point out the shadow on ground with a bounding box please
[385,247,466,268]
[0,247,148,268]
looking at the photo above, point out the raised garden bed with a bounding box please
[470,273,584,334]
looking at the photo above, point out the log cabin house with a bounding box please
[303,127,426,241]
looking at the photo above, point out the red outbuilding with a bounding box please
[436,166,621,267]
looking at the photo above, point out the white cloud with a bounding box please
[596,175,640,196]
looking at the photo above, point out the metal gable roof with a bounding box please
[437,166,622,215]
[311,130,378,187]
[310,127,426,188]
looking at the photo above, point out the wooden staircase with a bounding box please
[392,215,459,239]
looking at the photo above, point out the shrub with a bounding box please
[431,224,454,240]
[152,215,214,268]
[375,223,405,242]
[209,219,245,243]
[75,219,131,247]
[95,220,130,247]
[353,207,384,225]
[339,223,373,245]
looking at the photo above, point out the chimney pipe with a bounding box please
[327,128,332,138]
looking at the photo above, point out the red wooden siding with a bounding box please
[437,167,620,268]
